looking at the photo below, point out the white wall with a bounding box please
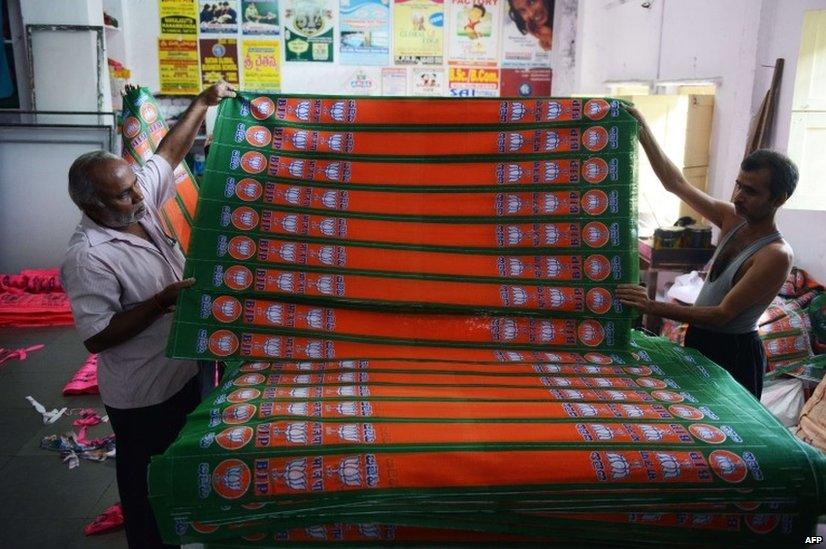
[753,0,826,282]
[572,0,826,283]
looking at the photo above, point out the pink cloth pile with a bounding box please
[0,269,74,327]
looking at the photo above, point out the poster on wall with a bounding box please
[411,67,445,95]
[160,0,199,36]
[199,0,240,33]
[446,0,500,66]
[393,0,445,65]
[159,39,202,94]
[339,0,391,65]
[241,39,281,91]
[500,67,551,96]
[341,68,381,95]
[501,0,553,65]
[241,0,280,34]
[448,66,499,96]
[284,0,335,62]
[381,67,407,95]
[199,38,240,86]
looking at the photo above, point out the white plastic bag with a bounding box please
[666,270,705,304]
[761,378,805,427]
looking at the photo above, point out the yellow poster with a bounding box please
[160,0,199,36]
[393,0,444,65]
[241,39,281,92]
[158,38,202,95]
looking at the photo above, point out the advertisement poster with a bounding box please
[501,0,553,65]
[381,67,408,95]
[339,0,390,65]
[411,67,445,95]
[199,0,240,33]
[241,39,281,91]
[500,67,551,96]
[160,0,199,36]
[446,0,500,66]
[448,66,499,96]
[393,0,444,65]
[284,0,335,62]
[199,38,240,86]
[159,39,202,94]
[241,0,280,34]
[341,68,381,95]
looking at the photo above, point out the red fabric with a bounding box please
[63,355,99,395]
[0,269,73,327]
[83,503,123,536]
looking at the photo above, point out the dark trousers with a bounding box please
[684,325,766,398]
[105,376,200,549]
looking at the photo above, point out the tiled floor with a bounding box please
[0,326,125,548]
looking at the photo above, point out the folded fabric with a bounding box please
[63,354,100,395]
[83,503,123,536]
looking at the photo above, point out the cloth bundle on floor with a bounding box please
[0,269,73,327]
[152,95,826,544]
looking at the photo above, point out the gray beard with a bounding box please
[101,203,147,229]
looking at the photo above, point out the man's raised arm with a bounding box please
[627,106,734,230]
[155,80,236,170]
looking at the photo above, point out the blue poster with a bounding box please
[339,0,390,65]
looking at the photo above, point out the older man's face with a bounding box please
[87,158,147,229]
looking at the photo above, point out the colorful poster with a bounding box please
[446,0,500,66]
[500,67,551,96]
[501,0,553,65]
[241,0,280,34]
[284,0,335,62]
[411,67,445,95]
[341,68,381,95]
[381,67,408,95]
[199,38,240,86]
[393,0,445,65]
[241,39,281,91]
[160,0,199,36]
[159,39,202,94]
[199,0,240,34]
[339,0,391,65]
[448,66,499,96]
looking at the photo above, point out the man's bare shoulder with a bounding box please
[754,238,794,268]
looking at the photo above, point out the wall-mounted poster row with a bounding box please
[158,0,553,95]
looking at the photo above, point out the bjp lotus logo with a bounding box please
[222,403,256,425]
[584,99,610,120]
[586,288,613,314]
[655,452,682,480]
[583,254,611,281]
[582,190,609,216]
[216,426,254,450]
[262,337,281,357]
[605,452,630,480]
[582,126,609,152]
[578,320,605,347]
[250,97,275,121]
[582,158,609,184]
[546,101,562,120]
[291,130,309,150]
[584,352,612,364]
[212,459,251,499]
[240,151,267,174]
[227,388,262,403]
[209,329,239,357]
[228,236,256,260]
[224,265,254,291]
[544,131,561,151]
[689,424,727,444]
[294,100,311,121]
[583,222,610,248]
[338,456,363,487]
[651,390,684,403]
[234,373,265,387]
[245,126,271,148]
[709,450,748,483]
[668,404,704,420]
[231,207,259,231]
[123,116,141,139]
[212,295,242,323]
[235,179,263,202]
[282,458,308,490]
[510,102,527,121]
[139,102,158,124]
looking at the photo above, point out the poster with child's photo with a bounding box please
[447,0,500,66]
[241,0,280,34]
[200,0,240,34]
